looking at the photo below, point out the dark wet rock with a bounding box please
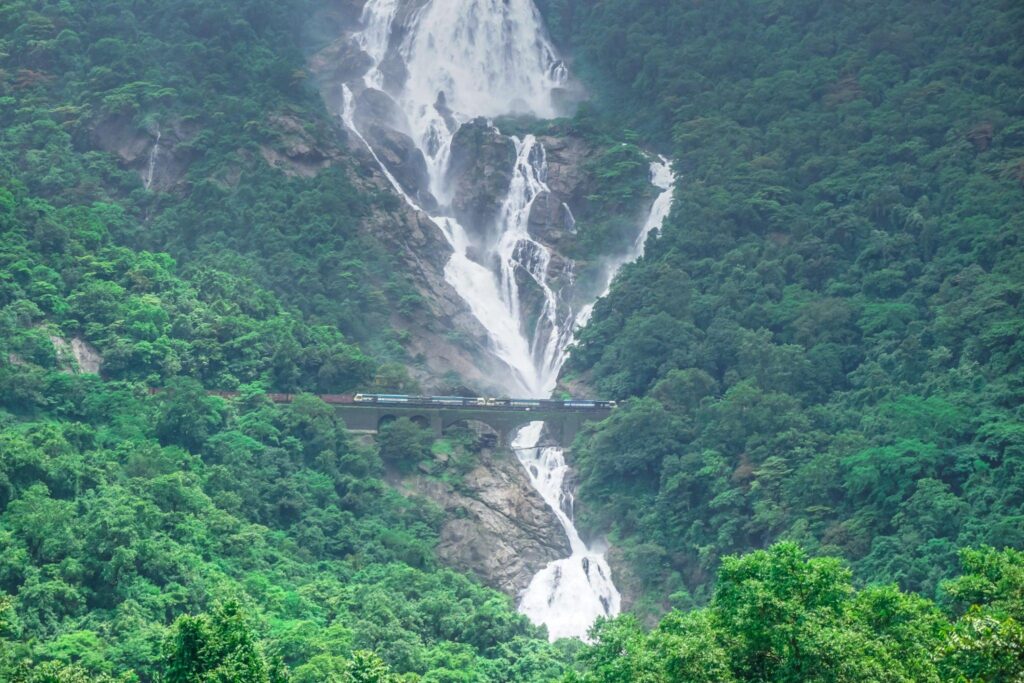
[376,0,431,92]
[446,118,516,238]
[350,88,438,207]
[527,189,576,252]
[434,91,458,134]
[536,135,593,203]
[353,87,406,130]
[398,447,571,596]
[90,114,197,191]
[362,123,437,210]
[307,35,374,108]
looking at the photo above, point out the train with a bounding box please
[147,388,615,410]
[352,394,616,410]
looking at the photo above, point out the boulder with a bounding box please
[90,114,196,191]
[353,87,406,130]
[446,118,516,238]
[259,113,337,178]
[362,123,437,210]
[527,189,577,252]
[307,35,374,109]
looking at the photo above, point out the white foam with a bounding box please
[342,0,676,640]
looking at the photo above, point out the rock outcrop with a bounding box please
[49,335,102,375]
[259,113,338,178]
[445,118,516,237]
[352,88,438,208]
[307,36,373,109]
[526,134,594,253]
[91,114,196,191]
[401,446,571,596]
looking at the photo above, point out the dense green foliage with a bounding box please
[550,0,1024,613]
[568,543,1024,682]
[0,367,571,680]
[0,185,376,391]
[2,0,1022,678]
[0,0,422,388]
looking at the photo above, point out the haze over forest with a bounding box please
[0,0,1022,681]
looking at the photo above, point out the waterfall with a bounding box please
[575,156,674,329]
[515,159,673,640]
[512,425,621,640]
[342,0,675,640]
[144,128,161,190]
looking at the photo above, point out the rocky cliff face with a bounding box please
[49,334,103,375]
[446,118,516,237]
[399,445,571,596]
[91,114,197,191]
[527,135,591,253]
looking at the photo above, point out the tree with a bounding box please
[940,547,1024,681]
[163,600,289,683]
[376,418,432,469]
[154,378,228,452]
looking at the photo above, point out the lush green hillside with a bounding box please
[569,544,1024,683]
[0,0,419,389]
[0,369,571,680]
[2,0,1022,679]
[0,1,566,678]
[548,0,1024,613]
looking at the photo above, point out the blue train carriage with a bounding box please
[507,398,543,410]
[565,399,617,409]
[433,396,491,406]
[353,393,410,404]
[429,395,470,406]
[353,394,490,407]
[562,399,596,408]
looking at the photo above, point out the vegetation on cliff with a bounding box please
[550,0,1024,621]
[0,0,559,678]
[0,0,423,391]
[1,0,1022,679]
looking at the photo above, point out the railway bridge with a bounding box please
[332,403,610,448]
[160,390,615,448]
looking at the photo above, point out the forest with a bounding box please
[550,0,1024,615]
[1,0,1022,680]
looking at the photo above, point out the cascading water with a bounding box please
[575,156,674,329]
[144,128,161,190]
[342,0,675,639]
[512,425,621,640]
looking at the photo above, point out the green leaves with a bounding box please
[573,543,1024,682]
[164,600,288,683]
[556,0,1024,619]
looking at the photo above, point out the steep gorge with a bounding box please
[307,0,675,639]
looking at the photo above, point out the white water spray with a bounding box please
[576,156,674,329]
[144,128,161,190]
[343,0,675,639]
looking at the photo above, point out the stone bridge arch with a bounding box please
[378,412,433,431]
[334,404,599,449]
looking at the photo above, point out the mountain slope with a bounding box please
[544,0,1024,612]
